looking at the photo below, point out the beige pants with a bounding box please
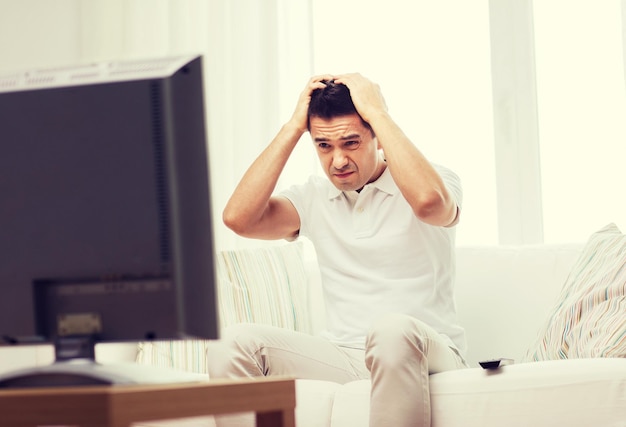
[207,313,467,427]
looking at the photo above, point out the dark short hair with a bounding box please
[307,80,373,134]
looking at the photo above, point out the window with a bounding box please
[534,0,626,243]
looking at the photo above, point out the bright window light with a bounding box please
[534,0,626,243]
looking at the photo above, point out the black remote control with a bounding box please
[479,358,514,369]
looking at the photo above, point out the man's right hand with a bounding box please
[223,75,335,240]
[288,74,333,133]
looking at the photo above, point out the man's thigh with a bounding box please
[208,323,368,384]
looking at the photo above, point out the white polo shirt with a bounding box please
[280,164,466,356]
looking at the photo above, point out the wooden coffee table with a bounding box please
[0,376,295,427]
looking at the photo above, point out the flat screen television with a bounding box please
[0,55,219,387]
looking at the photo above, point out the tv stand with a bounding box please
[0,358,209,388]
[0,336,207,388]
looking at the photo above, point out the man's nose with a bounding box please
[332,150,349,169]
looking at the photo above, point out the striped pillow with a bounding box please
[524,223,626,361]
[216,241,312,333]
[136,241,312,373]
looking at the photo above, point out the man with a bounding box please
[213,73,467,427]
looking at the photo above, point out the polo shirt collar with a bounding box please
[327,166,398,200]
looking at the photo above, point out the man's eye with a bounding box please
[318,143,331,150]
[345,141,359,148]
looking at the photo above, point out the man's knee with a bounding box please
[365,313,430,369]
[207,323,264,378]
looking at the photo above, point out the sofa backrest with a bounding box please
[214,241,586,368]
[454,244,583,366]
[136,241,584,373]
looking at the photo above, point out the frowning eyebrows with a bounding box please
[313,133,362,142]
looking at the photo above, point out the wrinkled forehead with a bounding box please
[309,114,373,141]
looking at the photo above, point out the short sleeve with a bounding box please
[278,175,328,238]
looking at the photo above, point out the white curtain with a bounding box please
[0,0,314,251]
[78,0,316,250]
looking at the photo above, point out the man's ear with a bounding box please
[378,147,387,163]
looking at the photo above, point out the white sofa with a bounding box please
[289,241,626,427]
[2,238,625,427]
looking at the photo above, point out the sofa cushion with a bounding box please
[295,379,342,427]
[524,223,626,361]
[216,241,312,333]
[429,359,626,427]
[321,358,626,427]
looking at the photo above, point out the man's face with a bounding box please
[309,114,385,192]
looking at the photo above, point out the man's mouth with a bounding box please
[334,171,354,179]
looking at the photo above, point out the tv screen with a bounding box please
[0,55,219,386]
